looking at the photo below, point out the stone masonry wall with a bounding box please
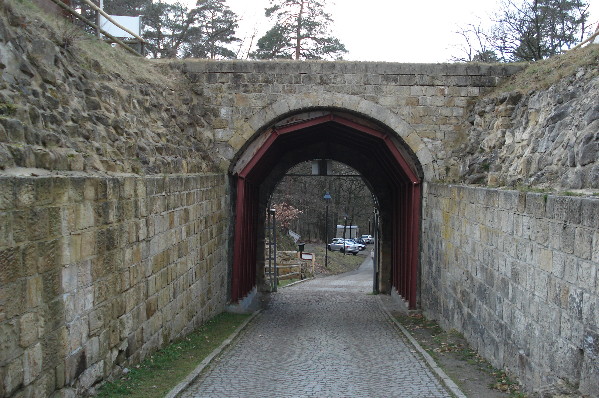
[0,174,228,397]
[181,60,522,179]
[421,183,599,395]
[0,1,217,176]
[458,57,599,190]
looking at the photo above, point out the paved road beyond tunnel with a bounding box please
[180,258,455,398]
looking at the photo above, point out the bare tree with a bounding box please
[451,0,592,62]
[270,161,375,242]
[491,0,591,61]
[452,21,499,62]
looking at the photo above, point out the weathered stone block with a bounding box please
[568,287,584,320]
[537,247,553,272]
[88,308,105,334]
[593,231,599,263]
[580,198,599,229]
[560,224,576,254]
[551,251,566,279]
[574,227,593,260]
[578,261,597,292]
[580,353,599,396]
[0,178,15,210]
[65,348,86,385]
[41,269,61,302]
[3,355,23,395]
[19,312,39,347]
[80,231,96,260]
[0,246,21,285]
[525,193,546,218]
[23,342,42,385]
[14,180,36,208]
[582,293,598,327]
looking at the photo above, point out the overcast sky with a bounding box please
[176,0,599,63]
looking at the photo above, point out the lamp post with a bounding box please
[323,192,332,267]
[342,213,348,255]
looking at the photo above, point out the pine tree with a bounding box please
[101,0,238,59]
[141,1,194,58]
[251,0,347,60]
[182,0,239,59]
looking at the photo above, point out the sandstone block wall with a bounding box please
[182,60,522,179]
[421,183,599,395]
[0,174,228,397]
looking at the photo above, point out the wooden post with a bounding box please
[95,0,101,38]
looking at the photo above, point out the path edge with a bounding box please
[377,296,468,398]
[164,310,262,398]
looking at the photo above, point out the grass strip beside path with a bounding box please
[97,312,251,398]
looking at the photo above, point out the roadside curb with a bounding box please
[280,277,315,288]
[164,310,261,398]
[377,296,468,398]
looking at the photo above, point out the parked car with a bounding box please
[361,235,374,244]
[347,239,366,251]
[327,238,360,255]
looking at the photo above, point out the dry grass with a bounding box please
[6,0,180,88]
[304,243,368,276]
[493,44,599,95]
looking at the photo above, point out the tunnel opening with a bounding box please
[263,160,377,292]
[230,111,423,309]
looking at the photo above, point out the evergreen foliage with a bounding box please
[182,0,239,59]
[251,0,347,60]
[99,0,239,59]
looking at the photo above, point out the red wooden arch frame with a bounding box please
[231,114,421,309]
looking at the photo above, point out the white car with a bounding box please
[361,235,374,244]
[327,238,360,255]
[347,239,366,251]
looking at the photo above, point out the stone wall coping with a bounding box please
[181,59,525,77]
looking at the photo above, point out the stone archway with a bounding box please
[230,110,424,310]
[233,93,437,181]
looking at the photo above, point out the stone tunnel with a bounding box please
[0,3,598,396]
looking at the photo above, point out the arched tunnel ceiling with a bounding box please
[231,114,423,307]
[239,115,421,206]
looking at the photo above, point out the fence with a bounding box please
[43,0,146,56]
[274,251,315,281]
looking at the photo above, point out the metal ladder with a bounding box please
[265,209,278,292]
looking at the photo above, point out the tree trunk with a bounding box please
[295,0,304,60]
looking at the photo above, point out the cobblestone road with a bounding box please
[180,258,453,398]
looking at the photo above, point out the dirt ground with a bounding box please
[393,312,523,398]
